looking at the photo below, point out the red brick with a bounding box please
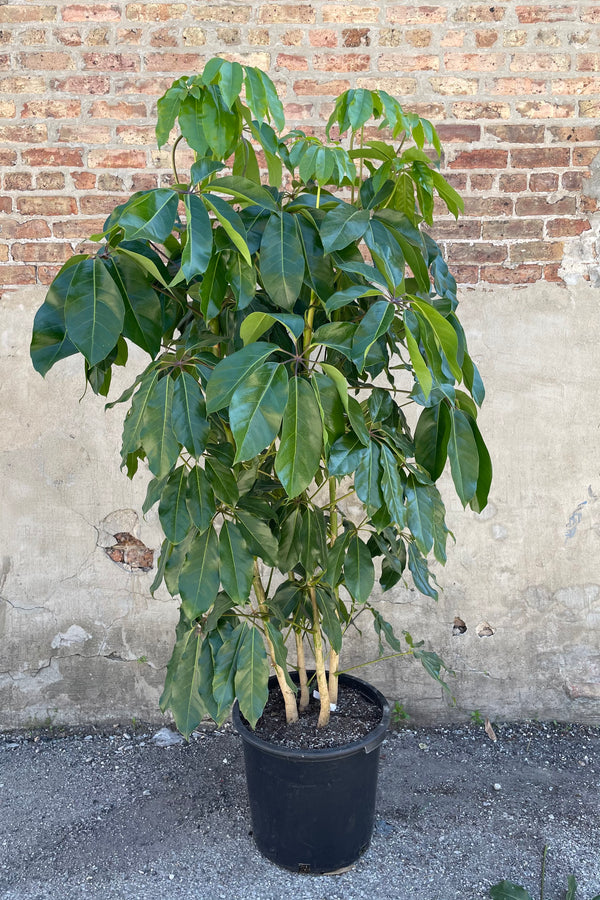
[145,52,204,71]
[0,219,52,239]
[191,5,251,23]
[126,3,187,21]
[90,100,147,119]
[62,5,121,21]
[430,77,479,94]
[516,100,574,118]
[529,173,560,192]
[452,266,479,284]
[22,100,81,118]
[452,4,505,22]
[581,7,600,24]
[51,75,111,94]
[546,218,591,237]
[573,147,598,166]
[88,149,147,168]
[486,124,545,144]
[510,241,564,263]
[543,264,565,283]
[0,197,12,214]
[80,195,126,214]
[259,4,315,23]
[342,28,370,48]
[480,265,542,284]
[323,5,378,23]
[469,174,494,191]
[17,196,77,215]
[576,54,600,71]
[19,51,74,70]
[463,197,514,216]
[510,54,570,72]
[116,125,155,144]
[131,174,159,190]
[482,220,544,240]
[492,77,546,95]
[379,53,439,71]
[437,124,481,142]
[12,243,73,263]
[23,148,83,167]
[56,26,83,46]
[53,219,105,238]
[561,172,584,191]
[452,101,509,119]
[386,6,447,24]
[515,5,574,23]
[445,53,504,72]
[277,53,309,71]
[551,78,598,96]
[515,196,577,216]
[0,265,36,285]
[116,76,173,94]
[549,125,600,142]
[448,149,508,169]
[314,53,371,72]
[4,173,33,191]
[430,221,481,240]
[446,242,508,264]
[0,125,47,143]
[38,265,65,284]
[0,5,57,22]
[512,148,570,169]
[0,150,16,166]
[475,30,499,48]
[59,124,111,143]
[0,76,47,93]
[83,52,140,71]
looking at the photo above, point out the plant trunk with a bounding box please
[295,631,310,711]
[310,587,330,728]
[328,649,339,706]
[253,561,298,724]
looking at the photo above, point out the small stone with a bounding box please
[142,790,151,796]
[493,783,501,791]
[84,735,93,741]
[169,873,175,880]
[151,728,184,747]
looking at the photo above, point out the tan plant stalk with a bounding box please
[253,561,298,724]
[309,586,330,728]
[295,630,310,711]
[328,649,340,706]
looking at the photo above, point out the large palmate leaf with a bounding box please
[206,342,277,414]
[172,371,210,458]
[178,525,220,620]
[107,254,162,358]
[111,189,179,244]
[139,375,180,477]
[219,520,254,604]
[30,256,84,375]
[63,257,125,367]
[275,376,322,498]
[229,362,288,463]
[320,204,371,253]
[259,211,305,310]
[181,192,213,281]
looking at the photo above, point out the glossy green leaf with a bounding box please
[219,520,254,604]
[405,475,435,556]
[354,440,383,514]
[299,506,328,572]
[227,253,257,310]
[235,624,269,729]
[313,371,346,446]
[407,541,438,600]
[380,444,406,529]
[315,586,342,653]
[325,285,381,314]
[347,396,370,446]
[112,189,179,243]
[414,403,451,481]
[160,624,207,739]
[275,377,322,498]
[344,535,375,603]
[352,300,395,372]
[468,415,492,513]
[159,466,192,545]
[411,298,462,382]
[323,531,351,588]
[120,366,160,465]
[347,88,374,131]
[236,510,278,567]
[206,342,277,413]
[240,311,304,346]
[213,622,245,718]
[179,525,220,620]
[320,205,371,253]
[171,371,209,458]
[203,193,252,266]
[230,362,288,463]
[186,465,215,533]
[205,457,239,507]
[30,259,81,375]
[404,314,433,400]
[63,257,124,367]
[215,60,244,109]
[328,432,367,477]
[320,363,349,412]
[199,252,227,320]
[181,193,213,281]
[259,212,305,311]
[489,883,534,900]
[156,78,186,147]
[311,322,357,358]
[277,504,303,572]
[107,255,162,358]
[139,374,180,477]
[179,93,209,155]
[206,175,279,212]
[447,407,479,506]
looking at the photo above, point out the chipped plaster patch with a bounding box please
[50,624,92,649]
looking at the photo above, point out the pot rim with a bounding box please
[232,670,391,760]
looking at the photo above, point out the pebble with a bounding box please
[493,783,501,791]
[151,728,184,747]
[84,735,93,742]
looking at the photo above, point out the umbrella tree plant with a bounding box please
[31,58,491,737]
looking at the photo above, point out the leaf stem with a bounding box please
[171,134,184,185]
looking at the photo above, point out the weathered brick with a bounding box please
[116,125,155,144]
[379,53,439,71]
[430,221,481,240]
[20,51,75,70]
[469,174,494,191]
[0,125,47,143]
[483,219,544,240]
[551,77,598,94]
[71,172,97,189]
[80,194,125,214]
[430,77,478,95]
[406,29,432,48]
[492,78,546,95]
[20,29,48,46]
[535,29,562,49]
[343,28,371,48]
[513,148,570,169]
[4,173,33,191]
[449,149,508,170]
[580,100,600,116]
[35,172,64,191]
[18,196,77,215]
[38,265,66,284]
[23,148,83,167]
[551,125,600,142]
[0,99,15,116]
[62,5,121,22]
[561,172,584,191]
[503,30,528,47]
[452,101,509,119]
[546,218,591,237]
[480,265,542,284]
[510,54,570,72]
[486,124,545,143]
[260,5,315,23]
[98,173,125,191]
[445,53,504,72]
[515,196,577,216]
[0,197,12,214]
[83,52,139,71]
[191,5,251,23]
[516,100,575,118]
[90,100,146,119]
[150,24,176,45]
[56,27,83,47]
[182,27,207,45]
[146,52,205,71]
[309,29,337,48]
[463,197,514,216]
[59,124,111,144]
[126,4,186,21]
[453,4,505,22]
[323,5,379,24]
[248,28,270,45]
[573,147,598,166]
[294,78,351,96]
[0,76,46,93]
[22,100,81,119]
[543,264,565,283]
[0,219,52,239]
[356,76,416,93]
[53,219,105,238]
[510,240,564,263]
[0,265,36,285]
[0,5,57,22]
[475,30,499,48]
[499,174,528,192]
[277,53,309,71]
[88,149,147,168]
[12,243,73,263]
[515,6,574,23]
[280,29,303,47]
[581,7,600,23]
[529,173,560,192]
[387,6,447,24]
[315,53,371,71]
[131,174,159,190]
[51,75,111,94]
[0,150,16,167]
[118,27,143,43]
[446,242,508,264]
[437,124,481,142]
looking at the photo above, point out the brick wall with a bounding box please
[1,1,599,294]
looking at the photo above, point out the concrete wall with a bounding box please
[2,280,599,728]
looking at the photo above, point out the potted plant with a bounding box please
[30,58,491,873]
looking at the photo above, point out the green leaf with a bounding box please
[347,396,370,446]
[219,520,254,604]
[405,475,435,556]
[213,622,245,718]
[240,311,304,346]
[431,169,464,218]
[199,252,227,320]
[205,456,239,507]
[63,257,124,367]
[236,510,278,567]
[404,314,433,400]
[347,88,374,131]
[229,362,289,463]
[328,432,367,477]
[275,376,322,498]
[323,531,351,588]
[171,371,209,458]
[325,285,381,314]
[320,363,349,412]
[468,415,492,513]
[115,245,170,288]
[566,875,577,900]
[344,535,375,603]
[259,68,285,132]
[160,624,207,739]
[179,525,220,620]
[447,407,479,506]
[107,255,162,358]
[489,882,534,900]
[203,193,252,265]
[411,298,462,382]
[354,440,383,514]
[190,157,225,185]
[156,78,186,147]
[313,371,346,446]
[395,232,430,292]
[120,366,160,465]
[299,506,328,572]
[235,624,269,729]
[315,586,342,653]
[277,504,303,572]
[320,205,371,253]
[380,444,406,529]
[311,322,357,358]
[157,466,191,544]
[206,342,277,413]
[414,403,451,481]
[30,260,81,375]
[227,253,256,310]
[407,541,438,600]
[179,93,209,155]
[259,211,305,311]
[206,175,279,212]
[352,300,395,372]
[186,465,215,533]
[139,374,180,477]
[181,192,213,281]
[214,60,244,110]
[112,189,179,243]
[244,66,269,123]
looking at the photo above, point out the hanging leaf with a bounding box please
[414,403,451,481]
[205,457,239,507]
[206,342,277,413]
[110,189,179,244]
[171,371,210,458]
[186,465,215,533]
[236,510,278,567]
[344,535,375,603]
[354,440,383,514]
[352,300,395,373]
[202,193,252,266]
[275,377,323,498]
[405,475,435,556]
[205,175,279,212]
[320,205,371,253]
[259,211,305,311]
[178,525,220,620]
[447,407,479,507]
[315,586,343,653]
[234,624,269,729]
[219,520,254,604]
[158,466,192,545]
[160,623,208,739]
[30,258,82,375]
[107,255,162,358]
[468,415,492,513]
[181,193,213,281]
[139,374,180,477]
[156,77,187,147]
[240,311,304,346]
[229,362,289,463]
[179,92,209,155]
[63,257,124,367]
[380,444,406,529]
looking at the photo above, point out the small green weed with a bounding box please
[470,709,485,726]
[490,846,600,900]
[391,701,410,727]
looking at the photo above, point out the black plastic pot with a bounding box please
[232,671,390,874]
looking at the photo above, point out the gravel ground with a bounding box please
[1,721,599,900]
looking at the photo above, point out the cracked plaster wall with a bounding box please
[1,282,599,728]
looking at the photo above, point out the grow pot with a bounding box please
[232,671,391,874]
